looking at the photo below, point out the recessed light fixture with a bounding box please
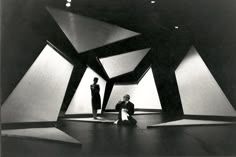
[174,26,179,29]
[66,2,71,7]
[151,1,156,4]
[67,0,72,2]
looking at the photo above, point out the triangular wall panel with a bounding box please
[106,68,162,110]
[47,7,140,53]
[65,67,106,115]
[99,48,150,78]
[132,68,162,109]
[175,46,236,117]
[1,45,73,123]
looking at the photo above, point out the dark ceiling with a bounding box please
[2,0,236,111]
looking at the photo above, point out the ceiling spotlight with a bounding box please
[66,2,71,7]
[151,1,156,3]
[174,26,179,29]
[67,0,72,2]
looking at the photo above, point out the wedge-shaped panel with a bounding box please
[2,45,73,123]
[106,68,162,110]
[2,127,81,145]
[47,7,140,53]
[133,67,162,109]
[175,46,236,117]
[147,119,236,128]
[99,48,150,78]
[65,67,106,115]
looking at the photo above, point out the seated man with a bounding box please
[114,94,137,125]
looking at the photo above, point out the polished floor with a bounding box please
[2,113,236,157]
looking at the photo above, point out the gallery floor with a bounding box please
[2,113,236,157]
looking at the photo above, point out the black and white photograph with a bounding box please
[1,0,236,156]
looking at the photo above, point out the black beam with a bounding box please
[60,62,87,112]
[101,81,114,113]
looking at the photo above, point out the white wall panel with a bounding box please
[106,68,162,110]
[47,7,139,53]
[133,68,162,109]
[99,48,150,78]
[175,46,236,117]
[106,85,137,109]
[2,45,73,123]
[65,67,106,114]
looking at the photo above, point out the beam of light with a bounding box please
[1,45,73,123]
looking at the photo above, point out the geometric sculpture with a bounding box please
[175,46,236,117]
[1,45,73,123]
[2,127,81,145]
[147,119,236,128]
[47,7,140,53]
[106,67,162,110]
[99,48,150,78]
[65,67,106,115]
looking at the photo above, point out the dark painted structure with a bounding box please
[2,0,236,115]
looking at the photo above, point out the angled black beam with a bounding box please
[60,62,87,112]
[110,72,138,84]
[86,57,109,81]
[77,34,151,61]
[136,65,152,83]
[151,62,183,115]
[150,29,192,116]
[101,81,114,113]
[150,47,180,115]
[46,9,79,65]
[77,35,152,82]
[47,41,74,64]
[134,51,153,82]
[95,57,110,80]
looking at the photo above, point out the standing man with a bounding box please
[90,77,101,119]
